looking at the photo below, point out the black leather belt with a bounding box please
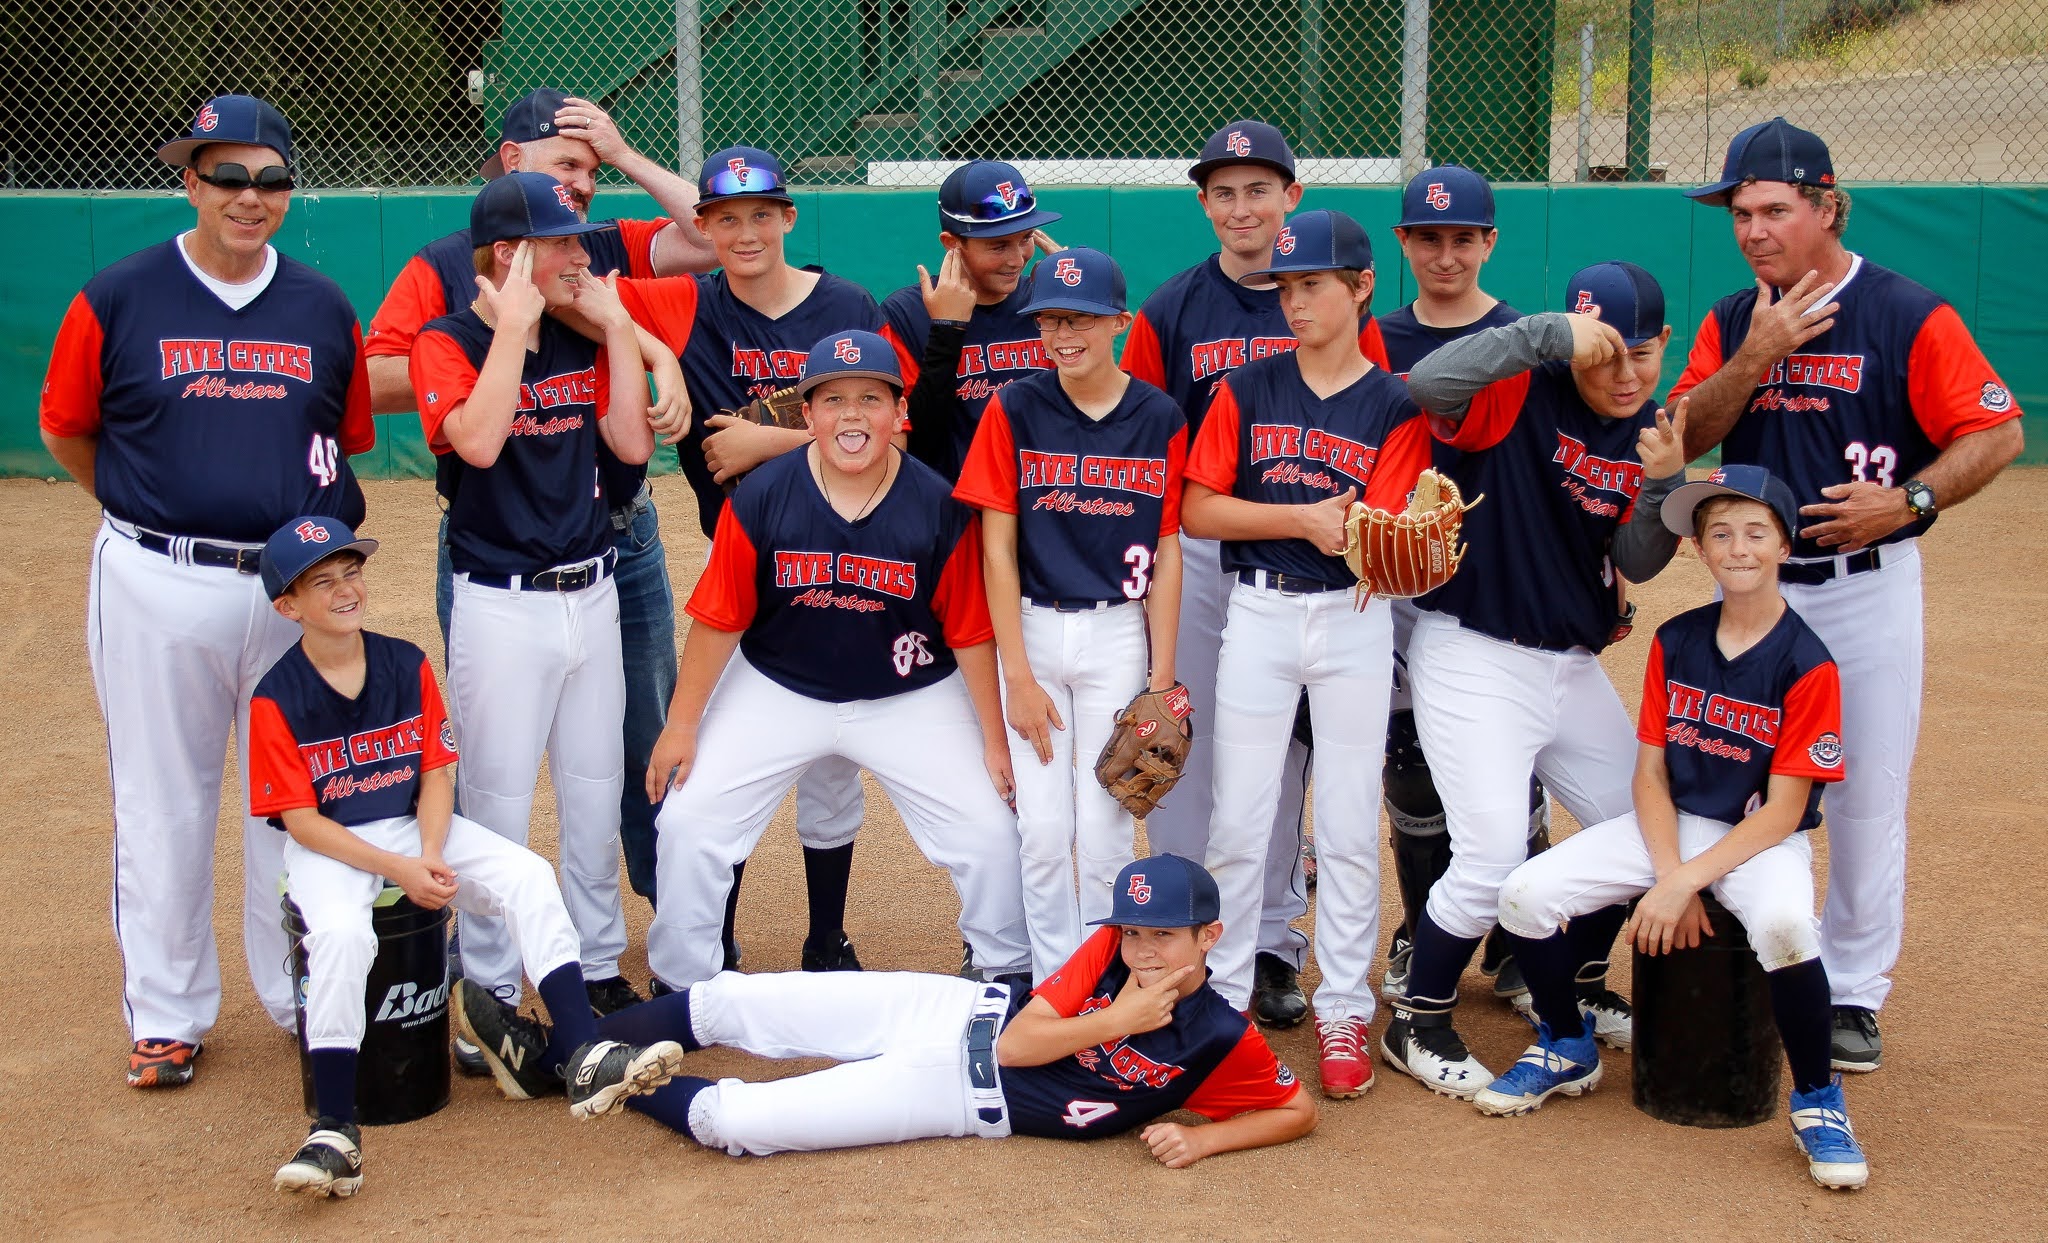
[1237,568,1348,596]
[465,547,618,592]
[1780,547,1884,586]
[122,526,262,575]
[1028,597,1115,612]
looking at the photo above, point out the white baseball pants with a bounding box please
[285,813,581,1049]
[683,970,1009,1155]
[448,572,626,996]
[1497,811,1821,973]
[648,657,1031,987]
[1140,536,1312,966]
[1004,600,1146,980]
[1406,611,1637,940]
[88,519,301,1043]
[1208,581,1392,1019]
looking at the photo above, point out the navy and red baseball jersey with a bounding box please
[1377,301,1522,378]
[410,309,613,575]
[40,240,373,543]
[1638,603,1844,831]
[1184,356,1429,585]
[881,282,1049,471]
[249,632,459,829]
[686,448,992,702]
[1422,362,1655,651]
[366,220,666,510]
[953,371,1188,603]
[1001,926,1301,1139]
[1668,257,2022,560]
[1120,255,1390,438]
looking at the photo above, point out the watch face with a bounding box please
[1907,482,1934,516]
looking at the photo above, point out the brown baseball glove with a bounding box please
[1094,682,1195,819]
[1342,468,1482,601]
[717,386,808,491]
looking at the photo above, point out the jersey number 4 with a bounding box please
[1843,441,1898,489]
[307,435,341,487]
[1061,1099,1119,1128]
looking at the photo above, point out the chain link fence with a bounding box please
[5,0,2044,190]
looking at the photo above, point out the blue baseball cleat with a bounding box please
[1790,1076,1870,1189]
[1472,1023,1603,1116]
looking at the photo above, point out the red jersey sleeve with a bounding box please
[1636,635,1670,746]
[249,695,319,817]
[684,501,760,632]
[1358,316,1391,370]
[1032,927,1121,1016]
[1181,1025,1304,1121]
[617,276,700,357]
[339,323,376,455]
[613,218,672,278]
[1432,371,1529,453]
[932,515,996,648]
[409,329,479,453]
[1666,312,1727,406]
[1183,379,1243,494]
[879,321,922,393]
[1120,312,1167,388]
[1772,661,1845,783]
[418,658,458,773]
[951,393,1020,514]
[592,346,614,419]
[1364,414,1430,511]
[365,255,447,358]
[1906,303,2024,447]
[1159,426,1190,535]
[39,293,106,438]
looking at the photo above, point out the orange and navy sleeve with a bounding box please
[1182,1026,1303,1120]
[684,501,760,632]
[249,695,319,818]
[365,255,448,358]
[1120,311,1168,388]
[614,218,673,279]
[1636,635,1670,746]
[339,323,377,455]
[1364,415,1431,511]
[1666,312,1728,407]
[1160,425,1190,535]
[617,275,700,357]
[418,658,459,772]
[1358,316,1391,370]
[1772,661,1845,783]
[1032,927,1121,1016]
[1183,378,1243,494]
[592,346,615,418]
[879,320,922,393]
[409,329,480,453]
[952,392,1020,514]
[932,515,996,648]
[39,293,106,438]
[1906,304,2024,446]
[1432,371,1529,453]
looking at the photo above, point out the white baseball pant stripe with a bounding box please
[88,519,300,1043]
[1782,541,1922,1011]
[683,970,1007,1155]
[648,657,1031,987]
[1004,600,1145,980]
[1140,535,1312,965]
[448,573,626,995]
[285,813,581,1049]
[1208,583,1392,1019]
[1406,611,1637,941]
[1497,811,1820,973]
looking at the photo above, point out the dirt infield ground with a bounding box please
[2,469,2043,1240]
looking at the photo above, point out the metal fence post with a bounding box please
[1578,22,1595,181]
[1626,0,1654,180]
[676,0,704,177]
[1401,0,1429,178]
[1301,0,1325,153]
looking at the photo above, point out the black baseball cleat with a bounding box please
[586,975,643,1017]
[565,1039,690,1120]
[274,1119,364,1198]
[1830,1005,1882,1072]
[801,931,863,972]
[453,978,562,1100]
[1251,953,1310,1029]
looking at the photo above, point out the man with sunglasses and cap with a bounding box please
[40,94,376,1087]
[880,159,1063,481]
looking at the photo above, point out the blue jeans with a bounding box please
[437,488,677,903]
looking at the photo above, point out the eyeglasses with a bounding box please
[943,188,1037,224]
[192,162,295,192]
[701,164,785,200]
[1033,312,1100,333]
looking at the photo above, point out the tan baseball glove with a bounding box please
[1342,468,1482,601]
[717,386,808,491]
[1094,682,1194,819]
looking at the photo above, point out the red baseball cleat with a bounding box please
[1316,1016,1374,1098]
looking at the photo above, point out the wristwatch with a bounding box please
[1902,478,1936,519]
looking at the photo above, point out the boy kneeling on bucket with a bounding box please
[250,516,687,1198]
[1476,466,1870,1190]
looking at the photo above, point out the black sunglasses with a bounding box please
[193,162,296,192]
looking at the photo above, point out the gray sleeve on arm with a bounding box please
[1611,468,1686,582]
[1404,313,1578,420]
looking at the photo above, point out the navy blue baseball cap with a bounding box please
[939,160,1062,238]
[158,95,294,168]
[1564,261,1666,347]
[1018,247,1127,317]
[1189,119,1297,186]
[471,171,614,246]
[1685,117,1836,208]
[1091,854,1222,928]
[796,329,904,397]
[1240,209,1373,285]
[479,87,574,177]
[1661,464,1801,541]
[698,146,795,210]
[261,516,379,601]
[1397,164,1496,229]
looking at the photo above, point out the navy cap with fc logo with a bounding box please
[1091,854,1222,927]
